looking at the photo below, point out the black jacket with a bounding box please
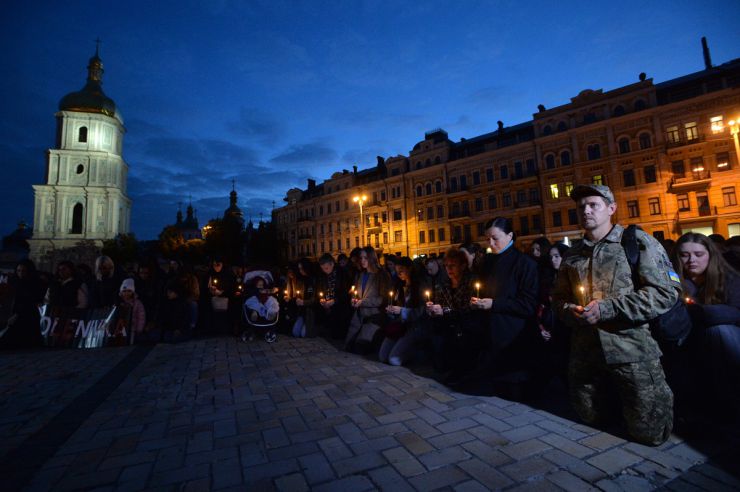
[480,246,539,351]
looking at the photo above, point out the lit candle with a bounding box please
[578,285,586,305]
[319,291,324,301]
[296,290,301,299]
[388,290,394,305]
[284,289,288,296]
[425,290,431,302]
[475,282,481,298]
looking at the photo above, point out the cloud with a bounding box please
[138,137,260,172]
[269,142,338,166]
[226,107,284,146]
[467,86,507,104]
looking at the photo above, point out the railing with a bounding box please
[514,198,542,208]
[669,170,711,189]
[665,133,705,148]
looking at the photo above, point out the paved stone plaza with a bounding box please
[1,337,738,491]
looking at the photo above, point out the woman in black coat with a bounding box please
[471,217,541,394]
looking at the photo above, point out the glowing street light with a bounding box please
[353,194,367,247]
[729,119,740,169]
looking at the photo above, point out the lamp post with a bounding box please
[353,194,367,247]
[729,119,740,168]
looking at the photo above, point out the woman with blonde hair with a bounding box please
[673,232,740,421]
[344,246,390,353]
[91,255,122,308]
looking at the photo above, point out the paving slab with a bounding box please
[0,336,737,491]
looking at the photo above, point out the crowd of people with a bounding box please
[1,184,738,446]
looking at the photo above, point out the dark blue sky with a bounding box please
[2,1,739,240]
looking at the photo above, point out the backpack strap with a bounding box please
[620,224,641,289]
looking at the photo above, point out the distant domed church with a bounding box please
[174,202,201,240]
[29,45,132,265]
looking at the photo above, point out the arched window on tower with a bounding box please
[78,127,88,143]
[71,203,84,234]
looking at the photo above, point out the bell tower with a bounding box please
[29,43,132,265]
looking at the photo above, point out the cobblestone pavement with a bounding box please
[1,337,738,491]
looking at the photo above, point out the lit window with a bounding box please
[716,152,730,171]
[549,184,560,199]
[666,126,680,143]
[592,175,603,185]
[649,197,661,215]
[710,116,724,134]
[685,122,699,141]
[565,182,574,197]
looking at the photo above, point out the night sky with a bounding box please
[2,1,739,240]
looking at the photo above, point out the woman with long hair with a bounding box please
[344,246,389,353]
[379,257,426,366]
[673,232,740,420]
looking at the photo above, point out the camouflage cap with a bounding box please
[570,184,615,203]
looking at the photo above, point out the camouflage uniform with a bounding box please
[552,223,681,446]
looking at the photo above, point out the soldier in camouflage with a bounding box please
[552,184,681,446]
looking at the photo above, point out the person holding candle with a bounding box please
[426,247,481,382]
[291,258,317,338]
[344,246,390,353]
[316,253,352,340]
[378,257,427,366]
[552,184,681,446]
[204,257,233,336]
[468,217,541,397]
[672,232,740,422]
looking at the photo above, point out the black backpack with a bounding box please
[620,225,692,346]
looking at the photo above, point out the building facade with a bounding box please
[273,53,740,261]
[29,47,132,265]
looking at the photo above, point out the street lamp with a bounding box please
[729,119,740,169]
[353,194,367,247]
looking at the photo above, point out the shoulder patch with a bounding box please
[668,270,680,283]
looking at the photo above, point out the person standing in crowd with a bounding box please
[552,184,680,446]
[470,217,540,396]
[422,256,448,295]
[156,279,192,343]
[46,260,88,309]
[528,237,552,263]
[2,259,45,348]
[117,278,146,342]
[204,257,232,335]
[345,246,389,353]
[134,262,163,333]
[90,256,122,308]
[426,247,478,381]
[673,232,740,422]
[379,256,427,366]
[459,241,485,275]
[291,258,317,338]
[316,254,352,340]
[537,242,572,385]
[384,254,399,286]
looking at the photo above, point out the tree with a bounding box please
[102,233,138,266]
[158,225,186,259]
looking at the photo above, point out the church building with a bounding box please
[28,46,132,265]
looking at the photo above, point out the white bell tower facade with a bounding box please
[29,46,132,264]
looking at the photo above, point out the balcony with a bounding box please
[514,198,542,208]
[448,210,471,221]
[665,134,705,149]
[297,216,313,223]
[674,205,718,224]
[668,170,711,193]
[511,170,539,181]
